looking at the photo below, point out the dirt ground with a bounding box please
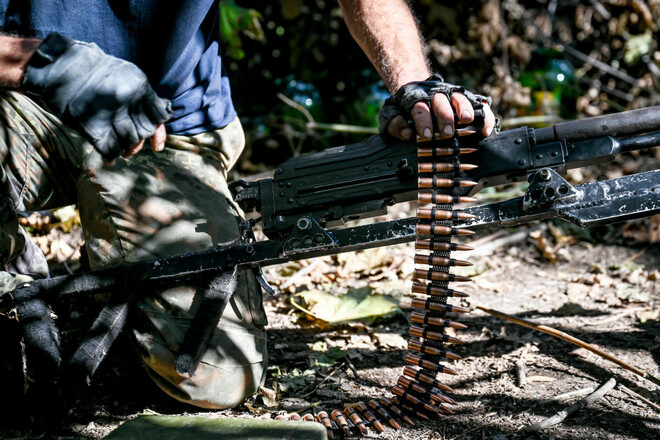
[1,211,659,440]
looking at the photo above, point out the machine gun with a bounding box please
[230,104,660,258]
[4,105,660,388]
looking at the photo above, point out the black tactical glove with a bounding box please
[23,32,172,161]
[378,73,492,141]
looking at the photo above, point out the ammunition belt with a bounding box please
[269,136,478,438]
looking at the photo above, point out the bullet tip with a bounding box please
[447,350,463,360]
[448,336,466,345]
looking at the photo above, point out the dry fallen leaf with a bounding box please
[530,230,556,263]
[637,309,660,323]
[622,215,660,243]
[526,375,556,383]
[337,247,390,275]
[565,282,599,300]
[373,332,408,350]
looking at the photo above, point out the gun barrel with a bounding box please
[535,105,660,144]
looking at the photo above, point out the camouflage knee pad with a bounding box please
[78,119,268,409]
[133,269,267,409]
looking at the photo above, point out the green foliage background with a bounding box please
[221,0,660,172]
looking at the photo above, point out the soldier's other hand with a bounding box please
[23,33,172,162]
[121,124,167,159]
[379,74,496,142]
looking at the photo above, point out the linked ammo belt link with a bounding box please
[267,136,479,438]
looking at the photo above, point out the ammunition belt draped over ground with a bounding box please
[271,135,479,438]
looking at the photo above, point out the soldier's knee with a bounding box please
[131,269,268,409]
[144,351,268,409]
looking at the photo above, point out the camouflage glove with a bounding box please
[23,32,172,161]
[378,73,492,141]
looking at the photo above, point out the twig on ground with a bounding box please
[449,423,488,440]
[280,258,321,289]
[464,230,507,247]
[623,247,648,264]
[525,377,617,432]
[539,387,596,404]
[585,307,645,327]
[515,358,527,387]
[343,356,361,380]
[465,225,545,258]
[619,384,660,412]
[300,362,346,398]
[476,306,660,387]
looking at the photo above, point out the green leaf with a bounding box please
[219,1,264,60]
[313,346,346,368]
[274,368,315,394]
[624,32,653,65]
[290,286,400,324]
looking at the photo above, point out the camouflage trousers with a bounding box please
[0,91,267,409]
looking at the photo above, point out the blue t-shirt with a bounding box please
[0,0,236,135]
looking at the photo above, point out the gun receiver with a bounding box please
[233,105,660,240]
[232,135,419,238]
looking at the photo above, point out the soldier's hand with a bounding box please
[379,74,496,142]
[22,33,172,162]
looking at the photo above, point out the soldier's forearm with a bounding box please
[337,0,430,93]
[0,34,41,88]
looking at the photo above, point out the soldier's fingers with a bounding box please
[482,103,496,136]
[451,93,474,123]
[122,139,145,158]
[410,101,434,139]
[151,124,167,152]
[430,94,455,138]
[387,115,413,140]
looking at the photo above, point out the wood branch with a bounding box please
[464,225,546,258]
[476,306,660,387]
[619,384,660,413]
[343,355,361,380]
[307,121,378,135]
[539,387,595,404]
[525,377,617,431]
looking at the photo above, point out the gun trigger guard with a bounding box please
[253,266,276,296]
